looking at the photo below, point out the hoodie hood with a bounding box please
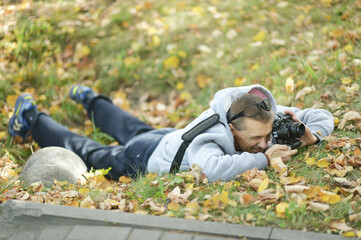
[209,84,278,126]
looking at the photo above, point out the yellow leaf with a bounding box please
[276,202,289,217]
[119,176,132,184]
[343,44,353,53]
[152,35,160,46]
[167,202,180,212]
[285,77,295,93]
[147,27,157,35]
[257,177,269,192]
[234,77,246,86]
[191,6,205,16]
[6,95,18,107]
[163,56,180,69]
[280,176,306,185]
[318,190,341,204]
[212,191,229,208]
[196,74,212,89]
[49,105,61,115]
[176,82,185,90]
[78,188,90,196]
[341,77,352,85]
[250,63,259,71]
[184,202,200,214]
[306,157,315,166]
[304,186,322,199]
[177,50,187,59]
[320,0,332,7]
[343,232,356,237]
[179,91,192,102]
[253,30,266,42]
[74,43,90,63]
[315,158,330,168]
[0,131,5,140]
[356,231,361,238]
[334,117,339,126]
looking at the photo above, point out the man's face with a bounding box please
[230,118,273,153]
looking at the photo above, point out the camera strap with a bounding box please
[169,113,220,173]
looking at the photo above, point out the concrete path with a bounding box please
[0,200,357,240]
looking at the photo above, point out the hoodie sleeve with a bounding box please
[186,132,269,182]
[276,106,334,141]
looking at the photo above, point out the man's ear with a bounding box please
[229,123,236,133]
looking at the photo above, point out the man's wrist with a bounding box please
[312,133,320,144]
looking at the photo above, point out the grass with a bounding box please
[0,0,360,235]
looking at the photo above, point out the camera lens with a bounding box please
[289,122,305,138]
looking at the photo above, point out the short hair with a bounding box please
[227,93,274,131]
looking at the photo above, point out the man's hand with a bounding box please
[265,144,298,163]
[284,110,318,147]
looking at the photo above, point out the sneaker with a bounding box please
[69,84,97,109]
[8,93,37,140]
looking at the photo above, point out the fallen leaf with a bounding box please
[280,176,306,185]
[316,190,341,204]
[80,196,95,208]
[167,202,180,212]
[168,186,192,204]
[163,56,180,69]
[330,221,353,232]
[119,176,132,184]
[275,202,289,218]
[257,177,269,192]
[306,157,315,166]
[349,212,361,222]
[285,77,295,93]
[309,201,330,211]
[184,202,200,215]
[284,185,309,193]
[344,111,361,121]
[315,158,330,168]
[271,157,287,175]
[295,85,315,100]
[253,30,266,42]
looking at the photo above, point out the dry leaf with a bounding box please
[284,185,309,193]
[330,221,353,232]
[80,196,95,208]
[295,85,315,100]
[280,176,306,185]
[271,157,287,175]
[349,212,361,222]
[275,202,289,217]
[119,176,132,184]
[308,201,330,211]
[257,177,269,192]
[344,111,361,121]
[168,186,192,204]
[285,77,295,93]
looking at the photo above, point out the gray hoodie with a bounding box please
[147,85,334,182]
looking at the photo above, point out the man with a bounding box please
[8,84,334,182]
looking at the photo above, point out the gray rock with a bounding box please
[20,147,87,187]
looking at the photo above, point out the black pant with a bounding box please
[30,96,174,179]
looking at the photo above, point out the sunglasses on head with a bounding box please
[227,98,271,123]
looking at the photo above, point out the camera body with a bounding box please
[272,112,305,149]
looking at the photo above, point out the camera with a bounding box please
[272,112,305,149]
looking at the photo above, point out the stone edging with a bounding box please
[0,200,356,240]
